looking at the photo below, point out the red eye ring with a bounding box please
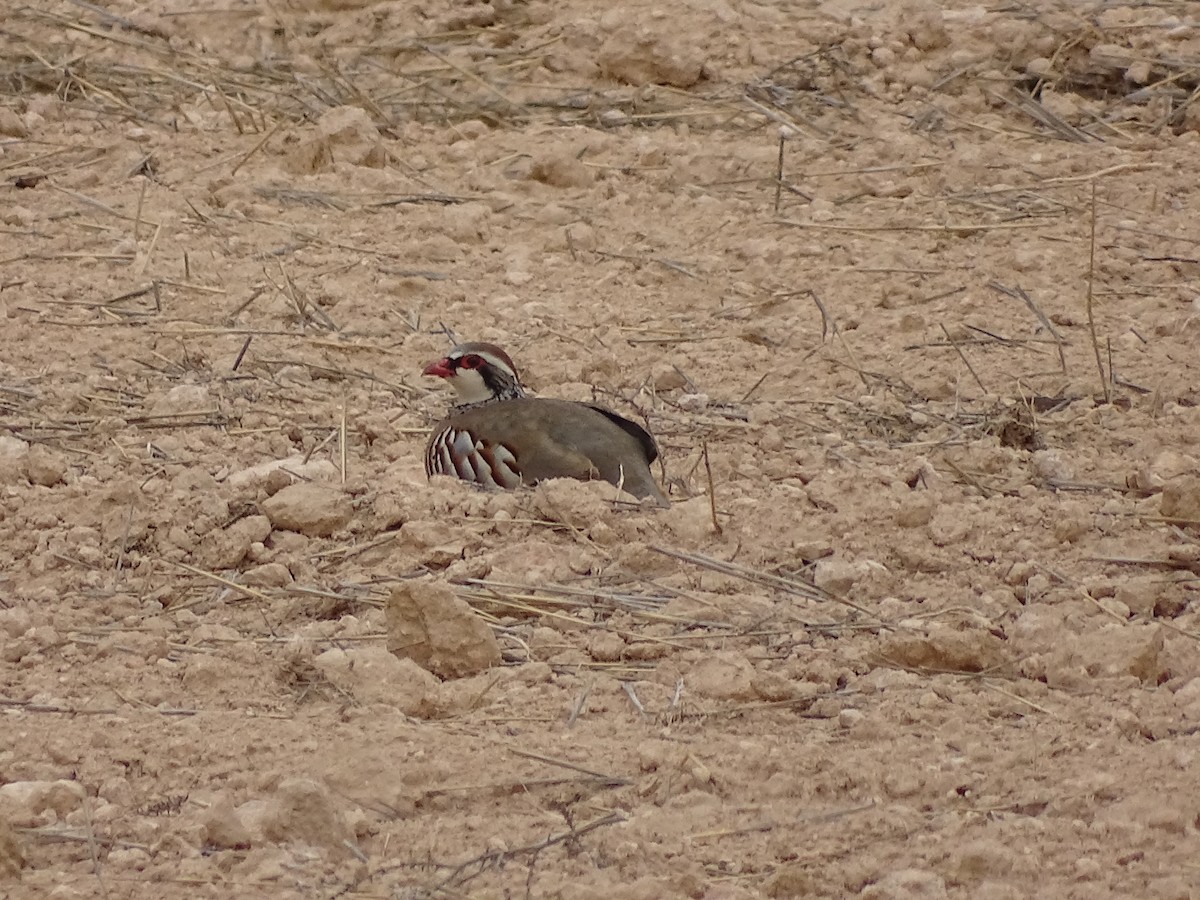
[459,354,484,369]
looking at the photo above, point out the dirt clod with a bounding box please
[4,0,1200,895]
[878,627,1009,674]
[598,24,706,88]
[260,483,353,537]
[0,818,25,881]
[1161,476,1200,523]
[386,581,502,679]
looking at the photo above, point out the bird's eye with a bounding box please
[460,354,484,369]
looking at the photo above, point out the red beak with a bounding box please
[423,357,454,378]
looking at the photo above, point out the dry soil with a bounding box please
[3,1,1200,898]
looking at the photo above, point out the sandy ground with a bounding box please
[3,0,1200,897]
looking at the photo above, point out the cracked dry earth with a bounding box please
[3,0,1200,898]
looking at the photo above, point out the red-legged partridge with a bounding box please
[423,342,668,504]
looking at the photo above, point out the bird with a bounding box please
[422,342,668,505]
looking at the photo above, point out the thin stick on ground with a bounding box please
[133,175,147,243]
[230,118,285,176]
[988,281,1067,375]
[504,747,628,784]
[339,402,348,484]
[431,811,626,892]
[774,131,785,214]
[835,329,871,388]
[566,683,590,727]
[231,335,252,371]
[702,441,722,535]
[807,289,831,342]
[162,560,279,636]
[1086,181,1110,403]
[939,322,989,395]
[134,221,163,277]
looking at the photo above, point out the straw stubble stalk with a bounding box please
[1085,181,1109,403]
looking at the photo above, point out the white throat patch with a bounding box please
[447,368,494,405]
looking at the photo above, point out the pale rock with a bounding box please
[286,105,385,173]
[0,435,29,459]
[838,708,866,729]
[861,867,947,899]
[528,151,593,188]
[1045,624,1164,686]
[1090,43,1134,68]
[1039,89,1083,124]
[242,562,293,587]
[804,474,840,511]
[1052,508,1090,543]
[598,24,705,88]
[687,653,757,701]
[1097,597,1130,620]
[587,631,627,662]
[953,839,1017,880]
[1031,449,1073,482]
[1113,576,1165,618]
[401,520,484,569]
[105,847,152,870]
[0,815,24,880]
[533,479,616,529]
[564,221,598,251]
[1025,57,1053,78]
[808,198,836,222]
[1172,676,1200,718]
[1161,476,1200,522]
[1009,604,1083,650]
[227,455,339,489]
[0,607,32,639]
[97,777,133,807]
[180,654,230,692]
[23,445,68,487]
[599,109,629,127]
[312,646,440,715]
[1100,791,1200,835]
[1,205,34,228]
[895,495,935,527]
[1168,544,1200,563]
[260,483,353,537]
[1149,450,1198,481]
[173,467,218,493]
[903,1,949,51]
[0,781,86,826]
[665,495,719,541]
[752,670,821,703]
[813,558,869,594]
[900,63,933,89]
[878,626,1008,673]
[194,515,273,569]
[0,109,30,137]
[386,581,502,679]
[928,506,972,545]
[202,796,252,854]
[223,839,290,884]
[149,384,211,417]
[872,46,896,67]
[651,362,688,392]
[443,201,492,241]
[258,778,353,851]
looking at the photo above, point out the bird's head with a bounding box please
[423,342,525,407]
